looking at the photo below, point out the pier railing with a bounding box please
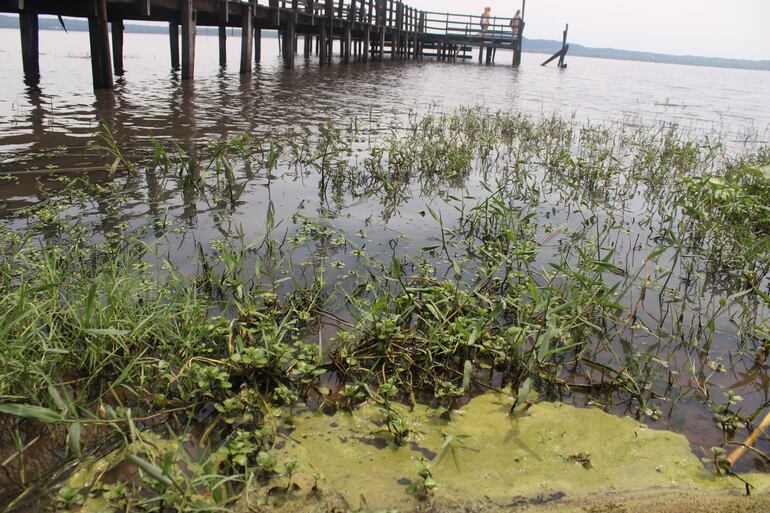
[422,11,521,46]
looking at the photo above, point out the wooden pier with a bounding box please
[2,0,528,90]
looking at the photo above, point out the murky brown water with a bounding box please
[1,27,770,474]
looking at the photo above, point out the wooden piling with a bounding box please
[303,0,312,57]
[19,11,40,87]
[343,23,351,63]
[180,0,195,80]
[283,17,296,68]
[169,23,180,70]
[558,24,569,68]
[240,5,253,73]
[391,2,398,60]
[112,19,124,76]
[319,22,327,65]
[218,0,228,67]
[218,25,227,67]
[379,26,385,61]
[325,0,334,64]
[254,28,261,64]
[88,0,113,89]
[363,26,370,62]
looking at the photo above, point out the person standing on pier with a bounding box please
[480,7,492,37]
[510,9,522,40]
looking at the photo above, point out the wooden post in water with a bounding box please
[343,23,352,63]
[325,0,334,64]
[417,11,424,58]
[292,0,299,56]
[88,0,113,89]
[349,0,357,60]
[513,0,526,67]
[408,7,413,59]
[19,10,40,87]
[218,1,228,68]
[254,28,261,63]
[218,26,227,67]
[181,0,195,80]
[320,22,328,65]
[304,0,313,57]
[391,8,396,60]
[240,3,253,73]
[363,26,371,63]
[112,19,124,76]
[558,23,569,68]
[283,17,296,68]
[379,25,385,61]
[169,23,180,70]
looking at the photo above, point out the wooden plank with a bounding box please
[363,25,370,62]
[240,3,253,73]
[137,0,150,17]
[181,0,195,80]
[112,19,124,75]
[19,11,39,86]
[88,0,113,89]
[169,22,180,70]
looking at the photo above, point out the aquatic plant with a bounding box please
[0,107,768,511]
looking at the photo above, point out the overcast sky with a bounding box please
[409,0,769,61]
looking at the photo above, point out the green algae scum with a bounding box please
[0,109,769,512]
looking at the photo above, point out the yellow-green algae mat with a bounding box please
[260,393,770,513]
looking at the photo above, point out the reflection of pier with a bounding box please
[2,0,527,90]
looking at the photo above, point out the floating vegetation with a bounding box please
[0,108,769,511]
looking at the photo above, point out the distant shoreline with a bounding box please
[1,15,768,72]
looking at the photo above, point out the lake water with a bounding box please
[1,27,769,170]
[1,27,770,472]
